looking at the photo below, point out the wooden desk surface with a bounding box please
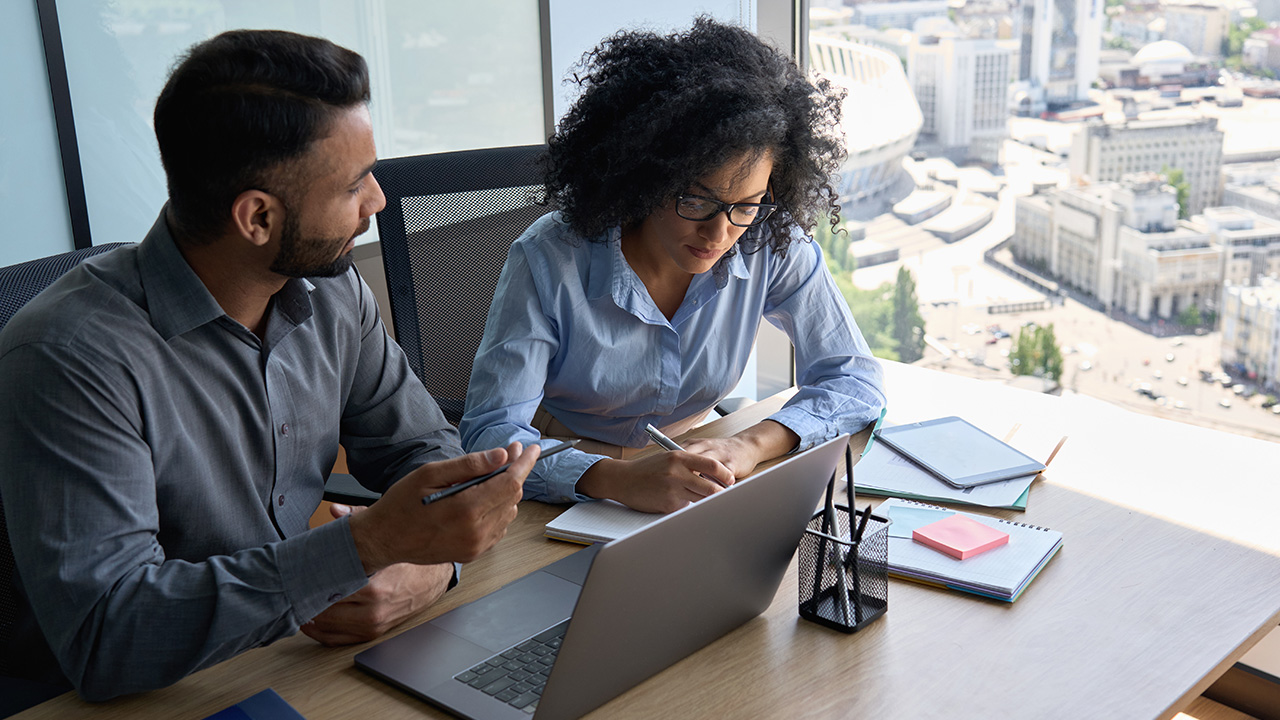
[17,362,1280,719]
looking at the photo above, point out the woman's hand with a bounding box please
[684,419,800,479]
[576,451,734,514]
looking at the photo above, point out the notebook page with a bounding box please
[545,500,663,544]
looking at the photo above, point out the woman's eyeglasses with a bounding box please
[674,194,777,227]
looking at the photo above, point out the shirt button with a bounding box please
[278,494,285,506]
[280,423,290,436]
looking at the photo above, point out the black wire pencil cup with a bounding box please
[798,445,889,633]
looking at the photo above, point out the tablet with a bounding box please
[874,416,1045,488]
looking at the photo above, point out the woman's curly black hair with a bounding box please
[544,17,847,255]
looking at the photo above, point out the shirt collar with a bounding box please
[137,208,229,340]
[138,206,316,341]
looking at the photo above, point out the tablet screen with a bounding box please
[874,417,1045,488]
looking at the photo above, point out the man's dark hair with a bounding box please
[154,29,370,242]
[545,17,848,254]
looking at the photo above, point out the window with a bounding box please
[806,2,1280,445]
[47,0,546,248]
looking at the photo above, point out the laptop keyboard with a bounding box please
[453,619,569,714]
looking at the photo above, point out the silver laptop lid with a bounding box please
[534,434,849,720]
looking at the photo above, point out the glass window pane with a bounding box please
[56,0,545,247]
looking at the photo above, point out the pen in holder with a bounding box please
[798,446,889,633]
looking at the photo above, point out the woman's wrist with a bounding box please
[733,420,800,465]
[575,457,622,500]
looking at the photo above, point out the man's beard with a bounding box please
[269,209,368,279]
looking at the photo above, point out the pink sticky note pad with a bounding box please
[912,514,1009,560]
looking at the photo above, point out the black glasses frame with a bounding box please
[674,193,778,227]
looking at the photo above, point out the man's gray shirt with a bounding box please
[0,210,461,699]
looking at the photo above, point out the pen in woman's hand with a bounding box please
[643,424,729,488]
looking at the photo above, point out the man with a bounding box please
[0,30,533,701]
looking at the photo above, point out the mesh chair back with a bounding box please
[0,242,130,676]
[375,145,552,424]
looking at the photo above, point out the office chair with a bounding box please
[374,144,553,426]
[0,243,131,715]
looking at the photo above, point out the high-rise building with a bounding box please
[1220,277,1280,391]
[1019,0,1104,107]
[908,24,1017,164]
[1068,115,1224,215]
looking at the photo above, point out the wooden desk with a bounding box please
[17,362,1280,719]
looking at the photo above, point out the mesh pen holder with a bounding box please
[798,504,890,633]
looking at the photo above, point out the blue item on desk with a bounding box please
[203,688,306,720]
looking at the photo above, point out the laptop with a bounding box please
[354,434,849,720]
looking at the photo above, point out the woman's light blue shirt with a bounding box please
[460,213,885,503]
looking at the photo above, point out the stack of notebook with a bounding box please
[879,498,1063,602]
[855,417,1067,511]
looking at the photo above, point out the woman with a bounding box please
[460,18,885,513]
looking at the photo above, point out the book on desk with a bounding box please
[878,498,1063,602]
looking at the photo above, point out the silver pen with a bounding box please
[643,424,729,488]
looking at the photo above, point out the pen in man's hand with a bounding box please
[643,424,729,488]
[421,440,579,505]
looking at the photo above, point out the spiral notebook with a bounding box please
[879,498,1062,602]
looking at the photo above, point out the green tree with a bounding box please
[1178,304,1202,326]
[1161,166,1191,220]
[891,266,926,363]
[1010,323,1064,381]
[1038,324,1064,381]
[1227,17,1268,57]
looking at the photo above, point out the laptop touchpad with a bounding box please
[431,570,582,652]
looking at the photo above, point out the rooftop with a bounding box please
[1133,40,1194,66]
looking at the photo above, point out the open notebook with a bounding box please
[879,498,1063,602]
[544,500,661,544]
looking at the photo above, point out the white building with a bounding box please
[1220,277,1280,391]
[810,33,923,204]
[1068,115,1225,215]
[908,23,1017,164]
[953,0,1017,40]
[850,1,949,31]
[1014,173,1220,319]
[1020,0,1104,107]
[1162,1,1231,59]
[1109,7,1165,48]
[815,24,912,62]
[1115,191,1220,323]
[1222,161,1280,221]
[1243,28,1280,75]
[1195,206,1280,285]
